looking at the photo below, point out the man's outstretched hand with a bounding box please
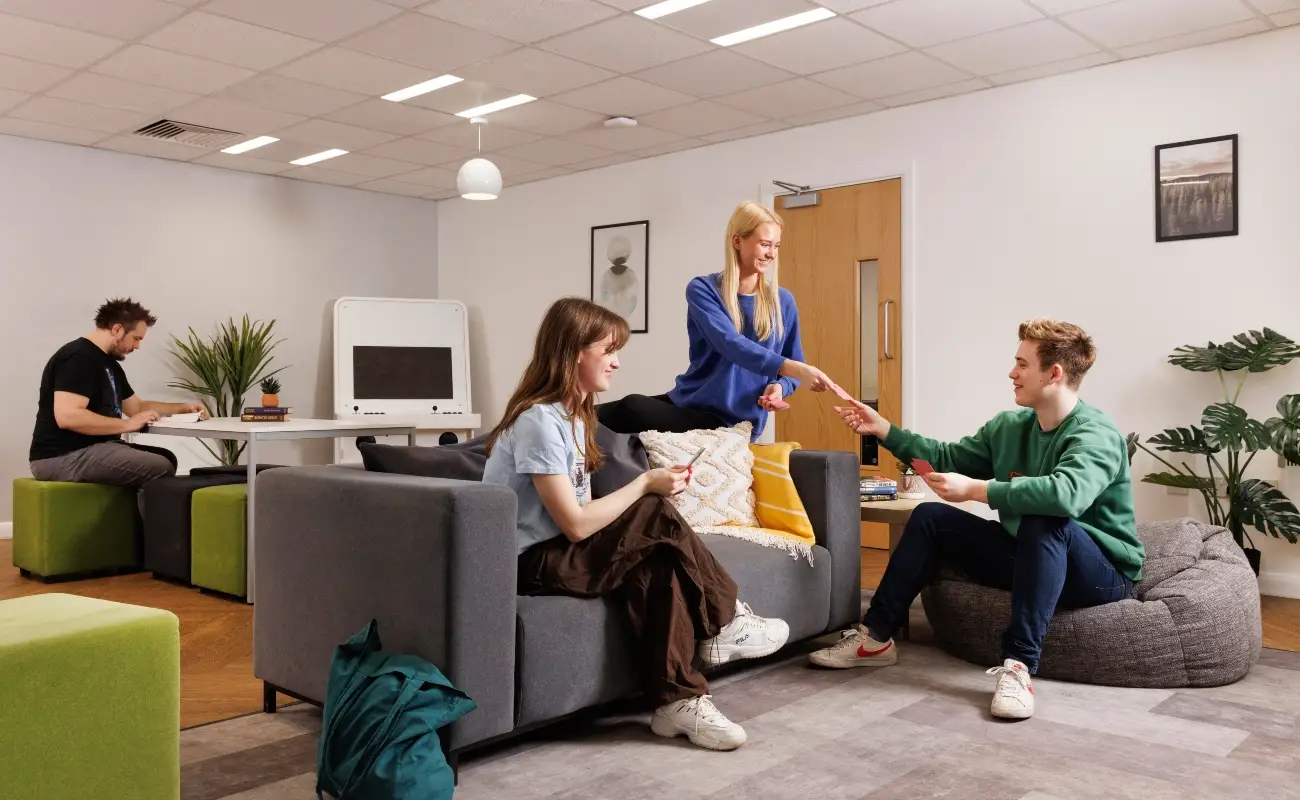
[833,398,891,439]
[923,472,988,504]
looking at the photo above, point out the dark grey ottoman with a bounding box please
[141,473,250,583]
[920,518,1261,688]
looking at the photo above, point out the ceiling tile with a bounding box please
[875,77,989,107]
[1027,0,1119,12]
[382,0,427,7]
[564,123,684,151]
[193,151,294,174]
[0,117,104,145]
[456,48,615,97]
[1060,0,1256,48]
[93,45,255,94]
[782,99,882,126]
[569,152,633,170]
[1114,18,1268,58]
[362,136,473,164]
[9,96,154,133]
[317,151,423,177]
[327,99,458,135]
[635,49,795,98]
[851,0,1043,47]
[986,51,1117,85]
[170,97,307,134]
[498,137,614,166]
[400,79,517,115]
[418,0,619,44]
[714,77,860,116]
[925,20,1099,76]
[0,86,27,113]
[699,119,791,142]
[587,0,646,8]
[394,165,460,187]
[635,137,707,156]
[481,98,606,135]
[163,0,208,6]
[215,75,369,117]
[96,134,205,161]
[1251,0,1300,11]
[552,76,697,116]
[0,55,74,93]
[539,15,713,72]
[355,178,437,196]
[143,12,323,70]
[202,0,403,43]
[656,0,819,40]
[49,74,198,115]
[276,118,399,150]
[0,13,123,69]
[274,48,431,96]
[341,12,518,72]
[231,137,325,162]
[814,51,969,99]
[283,165,370,186]
[637,100,766,137]
[417,121,540,151]
[813,0,893,11]
[424,188,458,200]
[1274,9,1300,25]
[731,16,907,75]
[507,166,571,186]
[0,0,184,40]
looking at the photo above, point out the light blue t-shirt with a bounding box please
[482,402,590,555]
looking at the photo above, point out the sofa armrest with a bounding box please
[790,450,862,631]
[252,466,518,751]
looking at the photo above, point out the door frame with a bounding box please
[758,161,919,430]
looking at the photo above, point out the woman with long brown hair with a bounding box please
[483,296,790,751]
[598,201,833,439]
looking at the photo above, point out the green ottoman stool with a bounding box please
[12,478,140,580]
[0,593,180,800]
[191,483,248,599]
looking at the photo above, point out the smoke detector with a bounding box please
[603,117,638,128]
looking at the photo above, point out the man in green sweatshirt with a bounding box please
[809,319,1142,720]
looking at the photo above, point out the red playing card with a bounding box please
[765,397,790,410]
[828,380,854,402]
[912,459,935,476]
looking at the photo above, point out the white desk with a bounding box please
[143,417,416,604]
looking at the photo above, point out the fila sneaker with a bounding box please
[698,601,790,667]
[651,695,747,751]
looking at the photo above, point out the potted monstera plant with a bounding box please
[1129,328,1300,575]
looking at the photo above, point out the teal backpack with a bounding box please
[316,620,476,800]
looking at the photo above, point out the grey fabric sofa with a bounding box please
[251,449,860,761]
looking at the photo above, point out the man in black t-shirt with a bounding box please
[29,299,207,507]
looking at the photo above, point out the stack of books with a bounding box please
[860,477,897,502]
[241,406,292,422]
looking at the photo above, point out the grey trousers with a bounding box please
[31,441,178,515]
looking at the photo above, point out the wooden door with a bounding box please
[775,180,902,549]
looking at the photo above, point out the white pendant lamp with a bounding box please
[457,117,502,201]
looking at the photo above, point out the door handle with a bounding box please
[883,299,894,360]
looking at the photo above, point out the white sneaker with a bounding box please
[807,624,898,669]
[698,601,790,667]
[651,695,747,751]
[987,659,1035,719]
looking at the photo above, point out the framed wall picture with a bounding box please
[1155,134,1238,242]
[591,220,649,333]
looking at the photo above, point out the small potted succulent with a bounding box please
[897,459,926,499]
[260,376,281,409]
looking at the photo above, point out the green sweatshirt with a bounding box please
[884,401,1144,581]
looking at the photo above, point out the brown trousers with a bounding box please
[517,495,739,705]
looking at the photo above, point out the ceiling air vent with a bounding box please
[131,119,245,149]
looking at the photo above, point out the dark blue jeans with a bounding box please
[863,504,1133,673]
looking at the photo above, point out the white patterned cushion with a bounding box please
[638,423,759,528]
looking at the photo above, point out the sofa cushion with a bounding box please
[589,424,648,498]
[358,436,488,480]
[639,422,759,527]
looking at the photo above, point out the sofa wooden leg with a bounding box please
[263,681,277,714]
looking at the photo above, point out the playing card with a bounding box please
[828,380,854,402]
[912,459,935,476]
[765,397,790,410]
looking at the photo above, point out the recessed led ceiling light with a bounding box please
[635,0,714,19]
[711,8,835,46]
[382,74,463,102]
[456,94,536,118]
[221,135,278,154]
[290,148,348,166]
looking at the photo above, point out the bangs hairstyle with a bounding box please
[1018,318,1096,388]
[721,201,784,342]
[487,297,630,472]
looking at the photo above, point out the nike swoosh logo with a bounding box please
[857,642,892,658]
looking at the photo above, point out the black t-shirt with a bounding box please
[30,338,134,461]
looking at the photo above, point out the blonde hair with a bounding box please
[1018,318,1096,388]
[721,202,784,342]
[487,297,630,472]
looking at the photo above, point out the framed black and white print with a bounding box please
[591,220,649,334]
[1155,134,1238,242]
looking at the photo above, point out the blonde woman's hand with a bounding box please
[780,360,833,392]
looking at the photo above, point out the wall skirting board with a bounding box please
[1259,571,1300,601]
[0,521,11,539]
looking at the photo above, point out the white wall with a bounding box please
[0,134,438,529]
[439,26,1300,597]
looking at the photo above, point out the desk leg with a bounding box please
[889,522,909,642]
[407,427,417,447]
[245,436,257,605]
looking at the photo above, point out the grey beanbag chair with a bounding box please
[920,518,1261,687]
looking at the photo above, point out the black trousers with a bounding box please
[596,393,724,435]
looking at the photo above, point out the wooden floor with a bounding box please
[2,540,1297,731]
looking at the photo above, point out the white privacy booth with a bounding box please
[332,296,480,463]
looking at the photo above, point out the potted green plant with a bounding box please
[168,315,287,466]
[1129,328,1300,575]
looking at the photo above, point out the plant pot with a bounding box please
[898,474,926,500]
[261,393,279,408]
[1244,547,1261,576]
